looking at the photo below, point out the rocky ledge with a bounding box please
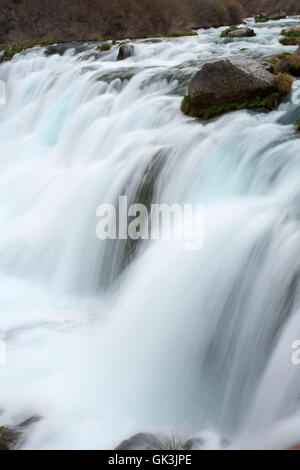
[255,11,286,23]
[181,57,293,119]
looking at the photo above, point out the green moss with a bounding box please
[220,26,238,38]
[164,29,197,37]
[181,92,281,120]
[296,119,300,132]
[281,28,300,38]
[99,43,111,52]
[148,29,197,38]
[255,16,268,23]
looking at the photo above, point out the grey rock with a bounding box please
[262,61,275,74]
[227,27,255,38]
[188,58,276,110]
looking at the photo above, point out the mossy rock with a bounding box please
[279,37,300,46]
[255,15,268,23]
[220,26,238,38]
[181,58,279,120]
[281,27,300,38]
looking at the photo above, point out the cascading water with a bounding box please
[1,16,300,450]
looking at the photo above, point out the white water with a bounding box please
[1,17,300,450]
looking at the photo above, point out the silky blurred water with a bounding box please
[1,17,300,449]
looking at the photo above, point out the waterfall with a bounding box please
[1,17,300,450]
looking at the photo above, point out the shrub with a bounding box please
[276,73,294,95]
[287,54,300,75]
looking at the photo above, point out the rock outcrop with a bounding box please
[227,27,255,38]
[117,44,135,61]
[221,26,256,38]
[181,58,279,119]
[254,10,286,22]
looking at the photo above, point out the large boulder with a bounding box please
[181,58,277,119]
[227,27,255,38]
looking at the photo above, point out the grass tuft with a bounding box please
[276,73,294,95]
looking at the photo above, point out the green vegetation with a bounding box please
[255,15,268,23]
[163,29,197,37]
[281,27,300,38]
[270,52,300,76]
[99,43,111,52]
[276,73,294,95]
[160,434,183,451]
[0,417,39,450]
[148,29,197,39]
[220,26,238,38]
[296,119,300,132]
[181,92,281,120]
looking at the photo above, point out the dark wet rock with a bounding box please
[121,150,167,269]
[262,61,274,73]
[181,58,277,119]
[117,44,135,61]
[183,437,205,450]
[116,433,162,450]
[255,11,286,22]
[269,10,286,21]
[227,27,255,38]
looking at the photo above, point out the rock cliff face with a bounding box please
[0,0,243,45]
